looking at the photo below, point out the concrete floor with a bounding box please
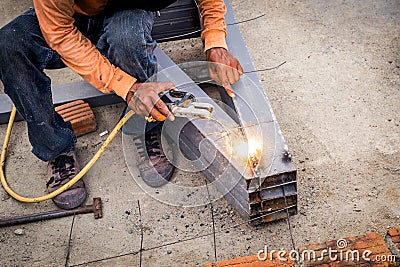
[0,0,399,266]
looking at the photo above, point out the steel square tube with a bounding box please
[260,182,297,201]
[0,80,124,123]
[261,195,298,213]
[251,206,298,225]
[223,1,297,183]
[154,38,298,222]
[250,195,297,215]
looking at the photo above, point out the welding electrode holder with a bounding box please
[145,89,192,122]
[145,89,214,122]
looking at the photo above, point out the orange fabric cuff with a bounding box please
[203,29,228,52]
[107,68,137,100]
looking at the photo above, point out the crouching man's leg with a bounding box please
[97,9,174,187]
[0,9,86,209]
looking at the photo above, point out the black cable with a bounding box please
[156,29,203,42]
[119,104,128,121]
[69,251,139,267]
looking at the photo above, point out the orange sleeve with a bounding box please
[198,0,228,52]
[33,0,135,100]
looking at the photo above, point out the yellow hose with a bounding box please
[1,105,135,203]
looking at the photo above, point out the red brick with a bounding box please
[55,100,97,137]
[299,232,394,267]
[202,253,294,267]
[388,228,399,237]
[391,236,399,243]
[55,100,85,112]
[200,232,397,267]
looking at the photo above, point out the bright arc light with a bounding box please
[248,138,261,158]
[235,138,262,164]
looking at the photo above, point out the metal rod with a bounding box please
[0,198,102,227]
[0,210,81,227]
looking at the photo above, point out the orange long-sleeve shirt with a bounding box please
[33,0,228,100]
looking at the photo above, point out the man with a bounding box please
[0,0,243,209]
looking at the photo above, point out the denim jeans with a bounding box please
[0,8,157,161]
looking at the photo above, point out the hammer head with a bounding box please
[93,197,103,219]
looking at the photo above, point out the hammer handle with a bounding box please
[0,206,93,227]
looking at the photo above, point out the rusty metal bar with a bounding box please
[0,198,102,227]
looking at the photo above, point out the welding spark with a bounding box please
[235,138,262,168]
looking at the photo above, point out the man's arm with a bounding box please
[33,0,135,100]
[198,0,228,52]
[198,0,243,98]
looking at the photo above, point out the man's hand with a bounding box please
[206,47,244,98]
[126,82,175,122]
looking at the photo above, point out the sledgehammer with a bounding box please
[0,197,102,227]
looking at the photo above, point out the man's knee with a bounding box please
[105,9,155,53]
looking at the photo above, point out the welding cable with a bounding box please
[0,105,135,203]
